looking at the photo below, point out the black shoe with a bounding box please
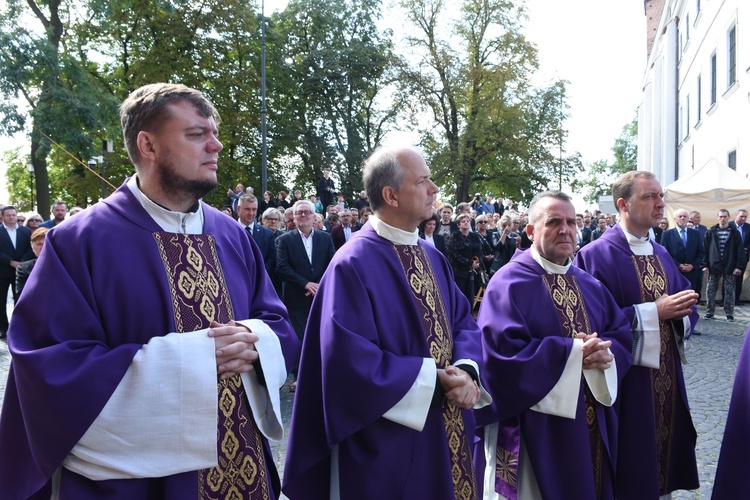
[704,313,714,319]
[691,330,702,336]
[727,315,735,322]
[736,302,742,306]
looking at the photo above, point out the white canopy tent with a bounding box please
[664,158,750,221]
[664,158,750,299]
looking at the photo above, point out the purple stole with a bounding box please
[153,233,272,500]
[493,273,605,499]
[394,244,478,500]
[631,255,678,495]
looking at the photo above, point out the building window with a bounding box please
[686,94,690,132]
[697,75,702,120]
[710,53,717,105]
[728,150,737,170]
[696,0,701,15]
[728,26,737,86]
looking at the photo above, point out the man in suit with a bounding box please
[730,209,750,304]
[662,209,705,296]
[0,206,34,337]
[39,200,67,228]
[237,194,275,277]
[331,208,356,250]
[276,199,335,384]
[316,169,335,209]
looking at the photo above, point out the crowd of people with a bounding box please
[1,82,748,500]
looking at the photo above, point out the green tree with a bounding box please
[398,0,568,204]
[573,116,638,205]
[270,0,400,201]
[0,0,120,217]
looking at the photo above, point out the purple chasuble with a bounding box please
[153,233,272,500]
[283,224,483,500]
[574,224,698,498]
[0,182,298,499]
[394,244,477,500]
[475,249,631,500]
[713,325,750,498]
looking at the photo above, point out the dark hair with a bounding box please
[418,212,440,233]
[120,83,219,166]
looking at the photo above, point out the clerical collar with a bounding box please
[530,246,571,274]
[370,215,419,245]
[127,175,204,234]
[619,223,654,256]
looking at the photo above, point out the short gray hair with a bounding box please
[363,148,405,212]
[527,190,572,225]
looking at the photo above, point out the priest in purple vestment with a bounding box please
[475,191,632,500]
[712,324,750,499]
[575,171,699,499]
[0,83,299,499]
[282,147,491,499]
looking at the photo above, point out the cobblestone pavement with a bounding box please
[0,303,747,498]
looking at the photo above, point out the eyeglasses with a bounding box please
[294,210,313,216]
[264,218,279,222]
[477,221,488,224]
[17,218,25,222]
[28,218,42,223]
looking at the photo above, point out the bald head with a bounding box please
[673,209,689,229]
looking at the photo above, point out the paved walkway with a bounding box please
[0,303,747,498]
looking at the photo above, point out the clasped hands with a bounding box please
[575,332,613,371]
[208,320,258,380]
[437,366,480,410]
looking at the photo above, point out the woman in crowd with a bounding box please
[259,190,276,215]
[25,213,42,232]
[219,206,234,217]
[474,214,495,275]
[490,213,518,275]
[16,227,48,297]
[277,191,291,210]
[418,213,447,256]
[446,213,483,303]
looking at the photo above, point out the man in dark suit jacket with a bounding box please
[276,200,335,382]
[0,206,35,337]
[662,209,705,294]
[237,194,275,277]
[730,209,750,304]
[316,169,335,209]
[331,209,357,251]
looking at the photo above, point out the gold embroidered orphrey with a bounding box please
[631,255,678,495]
[154,232,271,500]
[394,244,478,500]
[541,273,605,498]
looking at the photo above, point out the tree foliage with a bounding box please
[269,0,400,200]
[398,0,575,204]
[572,116,638,205]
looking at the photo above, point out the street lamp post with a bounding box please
[26,161,34,211]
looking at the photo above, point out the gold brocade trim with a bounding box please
[495,446,519,490]
[541,273,604,498]
[541,274,591,338]
[631,255,677,495]
[153,233,270,500]
[394,245,477,500]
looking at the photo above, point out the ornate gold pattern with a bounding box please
[541,274,605,498]
[495,446,519,489]
[631,255,678,495]
[153,233,270,500]
[394,245,477,500]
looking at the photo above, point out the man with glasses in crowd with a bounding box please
[276,199,335,390]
